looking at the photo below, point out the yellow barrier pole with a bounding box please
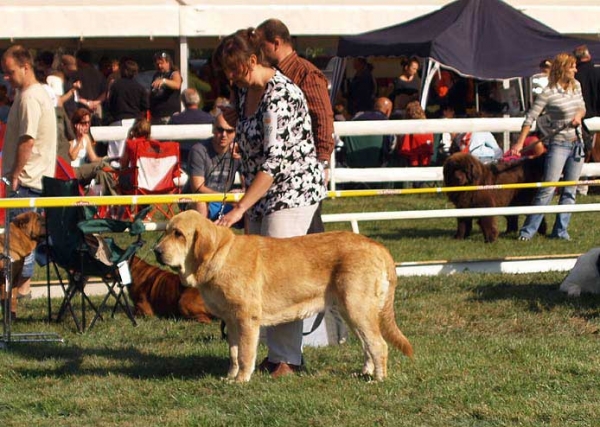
[0,179,598,209]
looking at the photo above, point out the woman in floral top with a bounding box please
[212,28,326,376]
[213,29,325,226]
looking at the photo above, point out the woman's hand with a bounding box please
[510,140,524,156]
[214,205,245,228]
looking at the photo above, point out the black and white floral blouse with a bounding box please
[235,70,325,220]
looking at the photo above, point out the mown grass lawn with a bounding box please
[3,192,600,426]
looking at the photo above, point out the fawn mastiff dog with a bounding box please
[128,255,213,323]
[0,212,46,315]
[154,210,413,382]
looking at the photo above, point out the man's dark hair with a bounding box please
[256,19,292,44]
[120,59,139,79]
[76,48,93,64]
[36,51,54,68]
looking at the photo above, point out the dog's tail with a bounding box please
[380,258,413,359]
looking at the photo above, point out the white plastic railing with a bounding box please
[90,117,600,189]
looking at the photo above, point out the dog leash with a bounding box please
[520,122,571,155]
[217,145,238,220]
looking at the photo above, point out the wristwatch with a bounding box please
[319,160,330,169]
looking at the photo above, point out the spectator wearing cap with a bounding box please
[150,51,182,124]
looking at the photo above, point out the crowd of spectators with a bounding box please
[0,41,597,213]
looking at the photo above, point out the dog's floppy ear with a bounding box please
[466,161,476,183]
[192,216,217,267]
[12,212,34,234]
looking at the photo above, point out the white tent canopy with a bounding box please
[1,0,600,40]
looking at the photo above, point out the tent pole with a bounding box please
[179,36,188,110]
[420,59,440,111]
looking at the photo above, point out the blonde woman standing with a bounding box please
[511,53,586,241]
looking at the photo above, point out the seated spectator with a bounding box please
[95,118,152,196]
[349,96,396,164]
[184,111,242,221]
[169,88,213,125]
[503,131,547,162]
[169,88,214,160]
[209,96,231,118]
[396,100,434,167]
[69,108,102,186]
[451,131,503,164]
[431,103,454,166]
[333,101,350,121]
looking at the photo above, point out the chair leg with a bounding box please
[115,285,137,327]
[88,282,119,330]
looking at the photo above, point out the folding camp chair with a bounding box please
[342,134,385,168]
[42,176,149,332]
[340,134,386,188]
[118,137,182,220]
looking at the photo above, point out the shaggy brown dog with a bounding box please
[443,153,546,243]
[128,256,213,323]
[154,210,413,382]
[0,212,46,317]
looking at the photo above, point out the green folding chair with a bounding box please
[42,176,149,332]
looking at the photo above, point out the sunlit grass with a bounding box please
[6,191,600,426]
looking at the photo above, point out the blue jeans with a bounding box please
[8,186,41,278]
[519,140,584,240]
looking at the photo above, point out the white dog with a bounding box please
[559,248,600,297]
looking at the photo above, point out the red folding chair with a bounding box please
[119,137,182,220]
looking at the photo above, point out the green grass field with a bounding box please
[3,193,600,426]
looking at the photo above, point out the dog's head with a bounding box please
[0,211,46,259]
[12,211,46,242]
[443,153,485,187]
[154,210,227,287]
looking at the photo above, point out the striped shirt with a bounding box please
[524,80,585,143]
[278,51,335,162]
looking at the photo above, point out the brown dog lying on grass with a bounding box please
[443,152,546,243]
[128,255,213,323]
[154,210,413,382]
[0,212,45,319]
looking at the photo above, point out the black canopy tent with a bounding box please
[336,0,600,111]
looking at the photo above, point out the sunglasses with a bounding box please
[214,126,235,134]
[78,121,91,125]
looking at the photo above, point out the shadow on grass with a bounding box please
[371,227,455,240]
[470,281,600,319]
[7,341,229,380]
